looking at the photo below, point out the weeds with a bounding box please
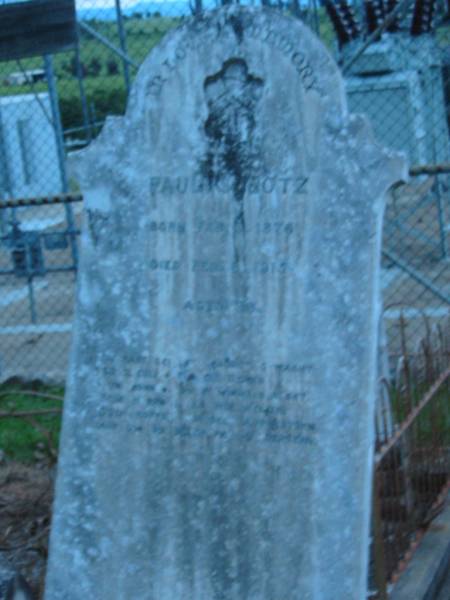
[0,383,63,463]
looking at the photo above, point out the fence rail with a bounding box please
[0,1,449,598]
[372,320,450,596]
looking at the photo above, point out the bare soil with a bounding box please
[0,461,54,599]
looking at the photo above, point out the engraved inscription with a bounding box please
[145,261,296,276]
[246,24,319,91]
[94,359,316,446]
[191,260,294,274]
[147,14,319,97]
[149,259,181,271]
[147,220,298,237]
[149,175,308,196]
[149,221,186,234]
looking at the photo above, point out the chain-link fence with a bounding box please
[0,2,449,597]
[1,0,449,382]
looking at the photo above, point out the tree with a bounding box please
[69,56,86,78]
[107,59,119,76]
[88,58,102,77]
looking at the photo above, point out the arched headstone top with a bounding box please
[73,7,367,192]
[133,6,345,117]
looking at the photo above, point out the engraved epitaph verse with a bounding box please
[95,358,316,445]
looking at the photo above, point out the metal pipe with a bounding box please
[375,366,450,463]
[45,56,79,270]
[78,21,138,69]
[27,276,37,324]
[0,266,77,275]
[0,193,82,209]
[115,0,131,97]
[384,220,441,253]
[372,471,389,599]
[44,56,68,192]
[75,43,92,143]
[342,0,412,74]
[434,180,449,259]
[194,0,203,15]
[0,113,13,236]
[382,249,450,306]
[310,0,320,35]
[393,162,450,176]
[0,113,13,199]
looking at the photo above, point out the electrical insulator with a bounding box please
[411,0,437,35]
[365,0,386,35]
[325,0,362,48]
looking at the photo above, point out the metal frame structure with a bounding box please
[0,3,448,597]
[0,194,81,323]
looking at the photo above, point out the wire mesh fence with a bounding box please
[0,0,449,381]
[0,194,80,382]
[0,1,449,596]
[372,334,450,597]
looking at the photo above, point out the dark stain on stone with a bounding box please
[201,58,263,202]
[228,14,244,43]
[233,209,246,264]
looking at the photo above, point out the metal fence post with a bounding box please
[44,55,78,269]
[435,181,449,260]
[194,0,203,15]
[0,113,13,236]
[75,42,92,143]
[115,0,131,98]
[372,471,389,600]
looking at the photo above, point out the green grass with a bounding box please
[389,382,450,445]
[0,385,63,463]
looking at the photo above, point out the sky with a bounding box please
[0,1,177,6]
[75,0,179,7]
[76,1,137,6]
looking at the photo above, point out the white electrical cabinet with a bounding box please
[0,93,63,199]
[346,71,429,165]
[344,34,450,165]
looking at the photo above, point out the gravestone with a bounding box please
[45,6,406,600]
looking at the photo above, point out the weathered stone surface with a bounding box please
[45,7,406,600]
